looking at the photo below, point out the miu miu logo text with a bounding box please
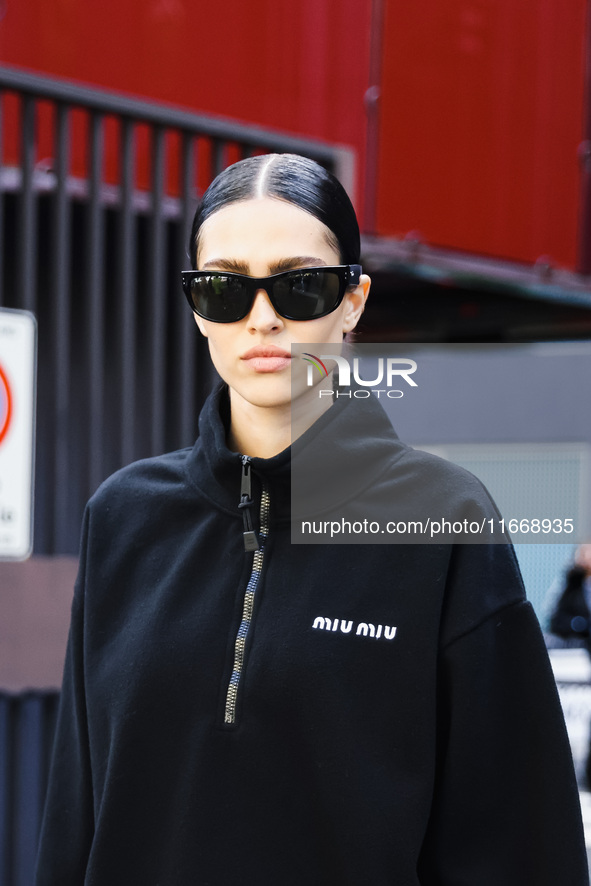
[312,617,397,641]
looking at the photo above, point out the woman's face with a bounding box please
[575,544,591,574]
[194,197,369,411]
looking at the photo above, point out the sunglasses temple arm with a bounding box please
[350,264,362,286]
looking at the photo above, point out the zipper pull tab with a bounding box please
[239,456,259,552]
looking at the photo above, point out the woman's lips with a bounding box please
[241,346,292,373]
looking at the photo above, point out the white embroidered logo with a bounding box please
[312,616,397,641]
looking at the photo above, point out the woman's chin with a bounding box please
[229,375,294,411]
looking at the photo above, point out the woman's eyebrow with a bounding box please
[200,256,328,275]
[269,257,328,273]
[200,258,250,273]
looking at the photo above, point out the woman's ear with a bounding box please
[342,274,371,333]
[194,315,208,338]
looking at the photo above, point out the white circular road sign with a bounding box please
[0,308,37,560]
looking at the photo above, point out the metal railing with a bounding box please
[0,64,349,554]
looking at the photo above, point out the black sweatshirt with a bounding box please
[37,386,588,885]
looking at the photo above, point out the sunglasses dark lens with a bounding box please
[273,270,342,320]
[189,275,250,322]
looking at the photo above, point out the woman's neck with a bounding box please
[227,384,333,459]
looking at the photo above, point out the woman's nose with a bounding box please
[246,290,284,332]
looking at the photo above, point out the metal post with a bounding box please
[0,696,12,886]
[363,0,385,235]
[87,111,105,496]
[13,698,44,886]
[178,131,199,446]
[211,138,226,180]
[18,95,37,313]
[0,91,4,307]
[52,103,72,552]
[119,117,137,466]
[149,125,166,456]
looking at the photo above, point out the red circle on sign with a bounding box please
[0,364,12,445]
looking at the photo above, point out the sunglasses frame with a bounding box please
[180,264,362,323]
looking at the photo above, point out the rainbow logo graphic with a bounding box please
[302,353,329,378]
[0,363,12,445]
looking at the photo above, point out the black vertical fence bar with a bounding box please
[178,131,198,445]
[363,0,384,236]
[119,117,137,467]
[0,693,60,886]
[0,696,12,886]
[149,125,166,456]
[87,112,105,496]
[237,142,258,160]
[53,102,72,552]
[18,94,37,313]
[0,91,4,307]
[211,138,226,179]
[13,698,44,886]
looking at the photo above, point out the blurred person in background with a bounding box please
[550,542,591,788]
[551,543,591,650]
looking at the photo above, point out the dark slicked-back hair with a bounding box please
[188,153,360,268]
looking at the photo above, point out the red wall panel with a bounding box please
[0,0,372,206]
[376,0,588,270]
[1,0,589,271]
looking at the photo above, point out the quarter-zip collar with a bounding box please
[185,382,409,523]
[185,383,292,519]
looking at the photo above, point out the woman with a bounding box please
[551,543,591,649]
[550,543,591,789]
[37,154,587,885]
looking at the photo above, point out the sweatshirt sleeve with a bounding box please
[418,598,589,885]
[36,508,94,885]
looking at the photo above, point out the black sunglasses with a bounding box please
[180,264,362,323]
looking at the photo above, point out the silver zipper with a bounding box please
[224,485,270,725]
